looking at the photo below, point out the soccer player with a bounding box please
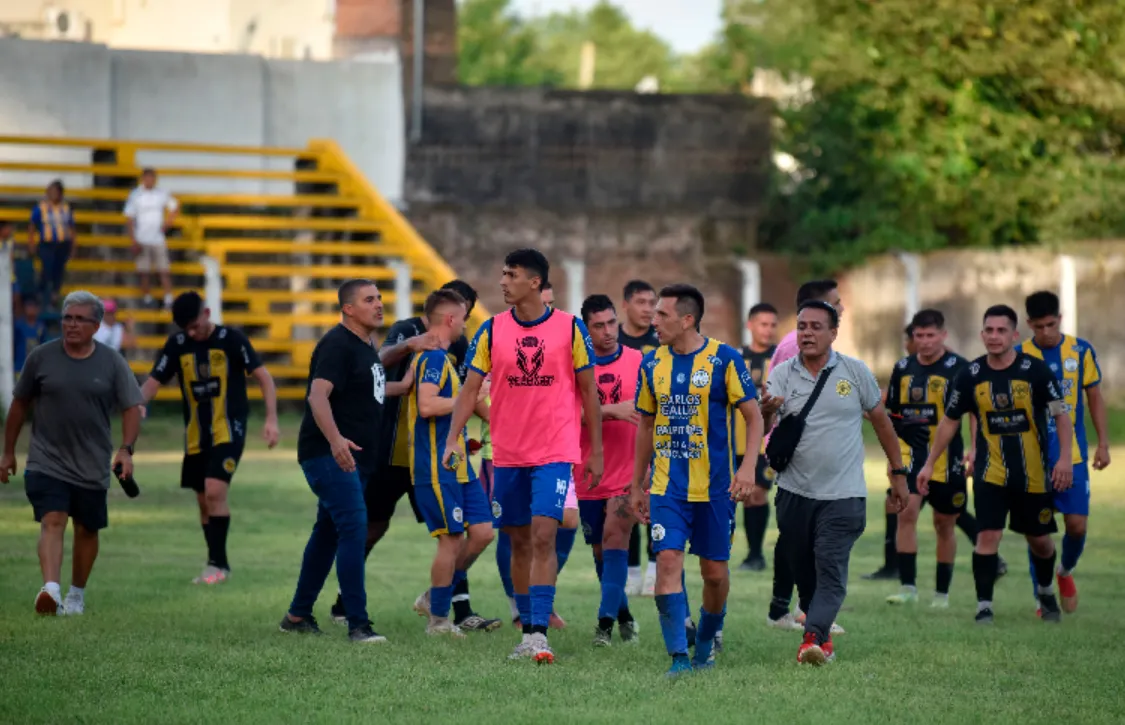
[408,289,497,637]
[737,302,778,572]
[576,294,641,646]
[883,309,970,607]
[632,284,764,678]
[918,305,1073,624]
[1018,290,1109,613]
[443,248,602,664]
[140,291,279,584]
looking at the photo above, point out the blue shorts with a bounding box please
[578,499,608,545]
[650,494,736,562]
[1051,461,1091,516]
[492,462,573,527]
[414,477,492,537]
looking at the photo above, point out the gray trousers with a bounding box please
[776,488,866,641]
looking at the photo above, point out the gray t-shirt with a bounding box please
[14,340,144,490]
[767,350,881,500]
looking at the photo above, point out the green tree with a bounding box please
[457,0,562,86]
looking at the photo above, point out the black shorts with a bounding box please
[973,479,1057,537]
[735,454,775,493]
[25,470,108,531]
[908,474,968,516]
[181,438,246,493]
[365,464,423,524]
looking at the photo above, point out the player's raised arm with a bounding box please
[379,322,440,367]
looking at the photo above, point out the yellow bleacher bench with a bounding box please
[196,215,386,233]
[0,161,341,184]
[0,185,365,209]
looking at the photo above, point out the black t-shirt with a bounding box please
[618,325,660,355]
[297,324,386,474]
[377,316,468,468]
[885,351,968,482]
[150,325,262,453]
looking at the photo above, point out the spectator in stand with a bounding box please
[29,180,75,309]
[124,168,178,309]
[93,299,135,354]
[3,222,30,318]
[14,297,47,373]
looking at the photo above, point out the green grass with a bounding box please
[2,439,1124,723]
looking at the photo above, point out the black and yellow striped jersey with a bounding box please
[150,326,262,454]
[945,353,1063,493]
[885,352,967,482]
[735,344,775,457]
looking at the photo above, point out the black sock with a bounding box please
[935,562,954,594]
[452,577,472,622]
[957,511,979,545]
[201,522,214,566]
[768,542,793,619]
[972,552,998,602]
[627,524,641,568]
[898,552,917,587]
[598,616,615,631]
[522,622,533,635]
[209,515,230,570]
[744,504,769,559]
[1031,549,1057,592]
[530,624,548,636]
[884,512,899,570]
[617,605,633,625]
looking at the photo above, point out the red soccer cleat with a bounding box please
[797,632,834,665]
[1057,572,1079,613]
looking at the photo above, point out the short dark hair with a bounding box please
[796,279,838,306]
[659,284,704,328]
[623,279,655,301]
[541,281,553,291]
[423,288,467,321]
[798,300,839,328]
[911,308,945,330]
[581,294,615,324]
[440,279,477,312]
[338,278,377,307]
[504,248,549,288]
[141,167,156,176]
[904,323,915,338]
[983,304,1019,328]
[1025,290,1060,320]
[47,179,64,195]
[749,302,778,319]
[172,291,204,328]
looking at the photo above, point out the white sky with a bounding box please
[509,0,723,53]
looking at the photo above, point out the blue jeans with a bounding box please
[288,456,369,630]
[37,243,70,302]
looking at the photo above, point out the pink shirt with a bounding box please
[469,308,594,467]
[576,345,642,500]
[763,330,799,445]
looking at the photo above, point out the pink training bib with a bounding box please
[576,345,642,500]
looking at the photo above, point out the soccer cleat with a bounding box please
[456,614,503,632]
[797,633,834,665]
[666,654,693,679]
[686,619,697,648]
[739,555,767,572]
[830,622,846,635]
[641,565,657,597]
[767,612,804,631]
[34,587,61,616]
[930,594,950,609]
[593,624,613,647]
[413,591,431,618]
[426,618,467,638]
[192,565,227,585]
[619,618,639,643]
[330,597,347,625]
[349,625,388,643]
[508,635,536,660]
[279,615,323,635]
[862,566,899,581]
[625,567,643,596]
[975,608,995,625]
[530,633,555,664]
[549,611,567,630]
[886,589,918,605]
[1057,571,1078,613]
[794,609,806,625]
[1038,593,1062,623]
[62,591,84,616]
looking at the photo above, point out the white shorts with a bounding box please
[135,244,170,273]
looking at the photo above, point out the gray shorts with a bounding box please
[135,244,170,273]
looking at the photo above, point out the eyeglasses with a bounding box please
[62,314,97,325]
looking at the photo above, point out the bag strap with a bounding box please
[796,364,836,423]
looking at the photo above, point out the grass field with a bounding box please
[1,411,1124,725]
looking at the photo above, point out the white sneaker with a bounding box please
[34,587,61,616]
[63,591,84,616]
[529,632,555,664]
[508,634,536,660]
[641,564,657,597]
[413,590,431,618]
[426,617,466,638]
[830,621,846,635]
[192,565,227,585]
[931,594,951,609]
[767,612,804,631]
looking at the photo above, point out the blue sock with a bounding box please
[1061,533,1086,573]
[496,531,514,598]
[529,584,556,629]
[556,527,578,574]
[682,569,692,623]
[598,549,628,620]
[594,554,605,581]
[655,591,688,656]
[693,607,726,664]
[430,584,454,619]
[452,569,467,588]
[515,592,531,625]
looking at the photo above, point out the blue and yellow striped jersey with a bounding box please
[30,201,74,244]
[408,349,476,487]
[635,338,757,502]
[1018,335,1101,464]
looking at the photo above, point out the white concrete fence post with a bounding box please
[897,252,921,324]
[201,255,223,325]
[563,258,585,314]
[0,240,13,412]
[738,259,761,348]
[389,259,413,323]
[1059,254,1077,336]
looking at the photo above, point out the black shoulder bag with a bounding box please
[765,365,836,473]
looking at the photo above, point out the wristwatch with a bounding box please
[120,444,135,456]
[890,467,909,477]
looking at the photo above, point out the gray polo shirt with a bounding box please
[766,350,881,500]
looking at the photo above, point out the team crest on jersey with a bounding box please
[1038,508,1052,525]
[944,356,957,368]
[836,380,852,397]
[491,500,502,519]
[928,379,945,394]
[452,507,463,524]
[651,524,666,542]
[969,362,980,376]
[910,387,924,402]
[1064,358,1078,372]
[995,393,1010,409]
[691,370,710,388]
[1020,358,1032,371]
[223,458,237,474]
[897,358,909,370]
[511,336,555,387]
[1012,381,1030,400]
[952,492,966,508]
